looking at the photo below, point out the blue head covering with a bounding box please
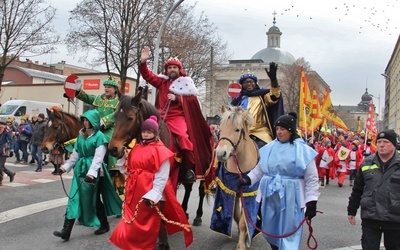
[239,73,258,85]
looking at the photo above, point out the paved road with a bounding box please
[1,160,384,249]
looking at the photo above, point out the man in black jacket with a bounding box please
[347,129,400,250]
[30,113,47,172]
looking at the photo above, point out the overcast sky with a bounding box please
[36,0,400,115]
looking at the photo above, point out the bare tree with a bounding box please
[66,0,167,93]
[66,0,230,94]
[0,0,59,92]
[159,3,231,87]
[279,57,311,113]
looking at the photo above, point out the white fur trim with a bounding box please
[169,77,198,96]
[158,74,169,80]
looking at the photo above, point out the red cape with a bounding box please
[182,95,213,180]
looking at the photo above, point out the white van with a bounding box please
[0,100,63,123]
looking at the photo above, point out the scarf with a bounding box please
[141,138,156,145]
[231,85,270,106]
[80,128,94,139]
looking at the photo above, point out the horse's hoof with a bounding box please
[192,217,202,226]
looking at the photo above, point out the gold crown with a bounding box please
[167,56,180,62]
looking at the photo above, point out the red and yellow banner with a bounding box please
[299,66,312,132]
[310,87,323,129]
[321,89,349,131]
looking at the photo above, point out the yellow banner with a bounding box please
[299,67,312,132]
[321,89,349,131]
[310,88,323,129]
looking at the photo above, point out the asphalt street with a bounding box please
[0,159,384,250]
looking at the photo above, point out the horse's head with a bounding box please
[41,108,81,154]
[215,106,254,162]
[108,90,148,157]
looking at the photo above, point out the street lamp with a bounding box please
[150,0,185,105]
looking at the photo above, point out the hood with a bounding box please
[81,109,101,131]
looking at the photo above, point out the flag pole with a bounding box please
[304,106,307,140]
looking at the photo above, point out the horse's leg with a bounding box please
[192,180,205,226]
[237,211,247,250]
[233,196,241,225]
[181,182,192,219]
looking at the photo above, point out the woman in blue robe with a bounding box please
[239,112,319,250]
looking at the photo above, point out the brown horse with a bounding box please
[212,106,260,250]
[108,92,207,226]
[41,108,81,173]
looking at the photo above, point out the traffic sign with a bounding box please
[228,82,242,98]
[64,75,78,98]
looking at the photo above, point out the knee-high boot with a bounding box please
[94,204,109,235]
[94,178,109,235]
[53,217,75,241]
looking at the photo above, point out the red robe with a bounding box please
[109,141,193,249]
[139,63,213,181]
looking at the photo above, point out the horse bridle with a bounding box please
[48,113,71,145]
[218,128,246,152]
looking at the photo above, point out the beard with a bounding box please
[168,71,179,79]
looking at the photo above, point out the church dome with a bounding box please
[251,16,296,65]
[361,89,372,102]
[251,47,296,65]
[268,25,281,33]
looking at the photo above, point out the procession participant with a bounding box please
[334,141,349,187]
[0,121,16,186]
[53,109,121,241]
[348,140,362,186]
[316,139,335,187]
[75,77,124,194]
[348,129,400,250]
[231,63,284,148]
[139,46,212,185]
[359,138,376,159]
[238,112,319,249]
[14,115,32,165]
[109,115,193,249]
[30,113,47,172]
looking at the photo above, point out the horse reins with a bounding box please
[232,155,321,250]
[59,173,85,199]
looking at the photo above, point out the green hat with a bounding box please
[21,115,28,121]
[103,78,119,88]
[6,117,13,123]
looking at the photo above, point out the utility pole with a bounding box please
[209,46,214,116]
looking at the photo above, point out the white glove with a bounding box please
[75,79,82,91]
[116,155,126,174]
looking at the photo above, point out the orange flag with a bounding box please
[321,89,349,131]
[311,87,323,129]
[299,66,312,132]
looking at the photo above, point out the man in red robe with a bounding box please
[139,46,213,186]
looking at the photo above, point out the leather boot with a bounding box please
[319,177,325,187]
[53,218,75,241]
[52,166,60,175]
[157,242,170,250]
[95,197,109,235]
